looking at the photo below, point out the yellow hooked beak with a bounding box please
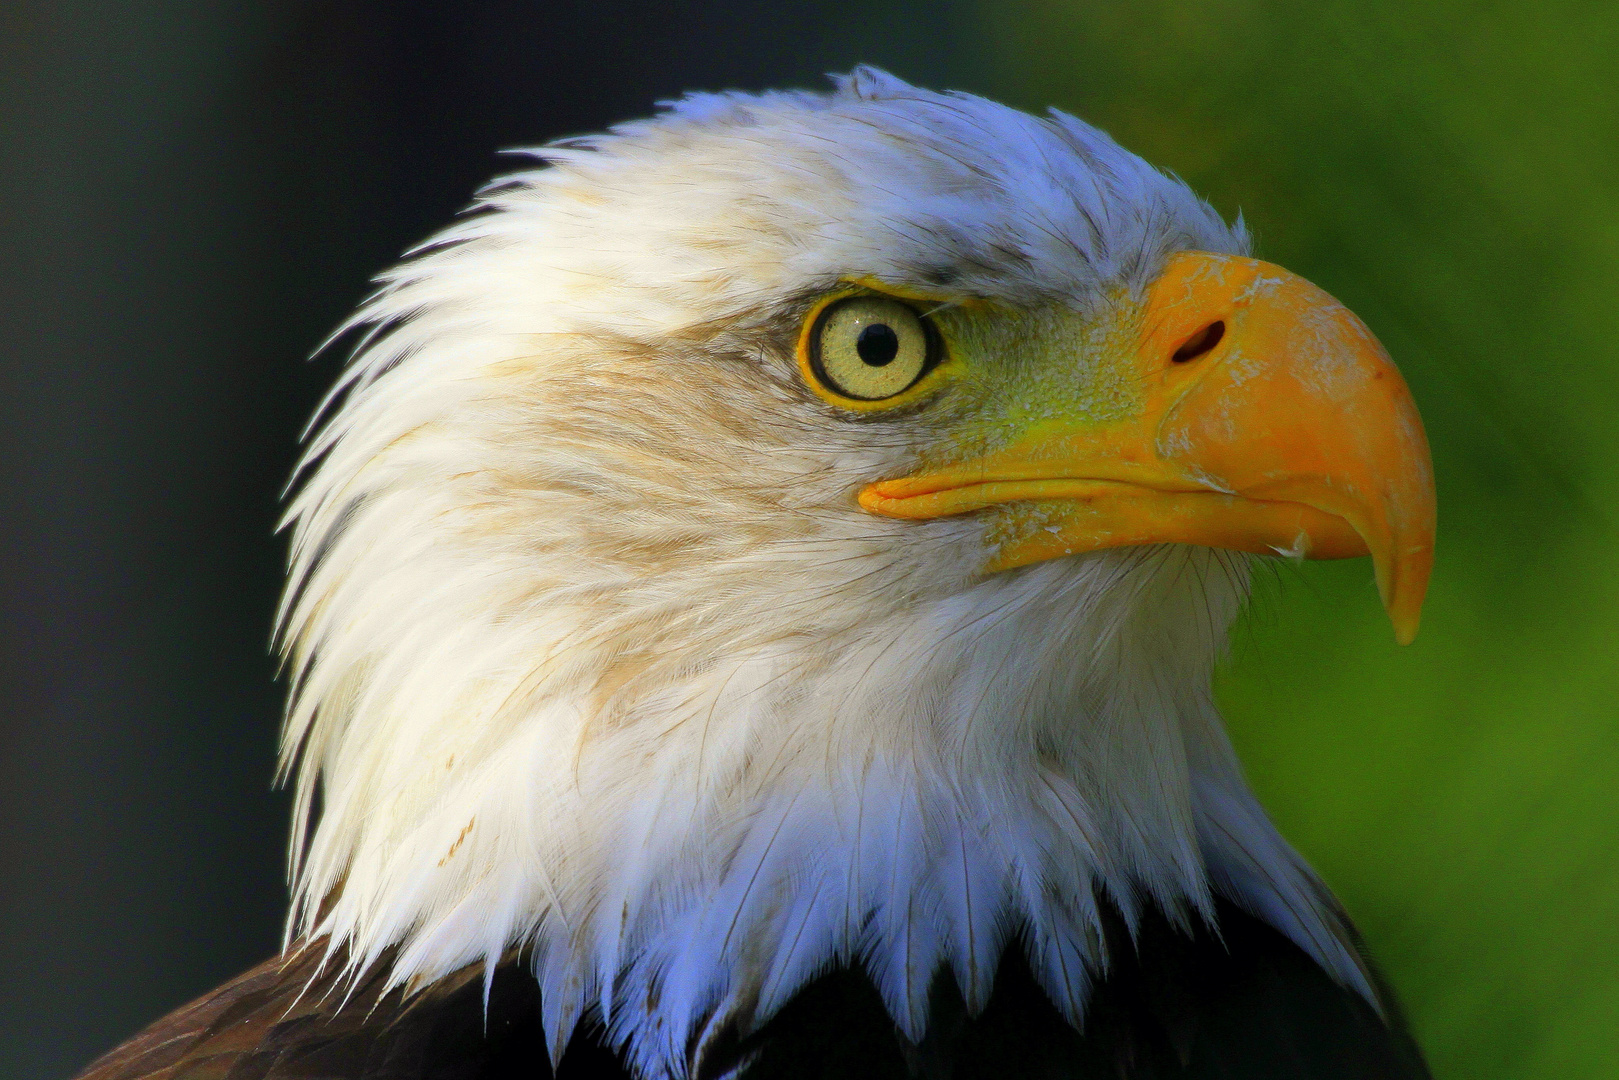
[859,252,1436,644]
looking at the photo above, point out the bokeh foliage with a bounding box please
[974,2,1619,1075]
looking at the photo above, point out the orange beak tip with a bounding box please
[1390,580,1428,646]
[1379,555,1431,646]
[1387,596,1422,645]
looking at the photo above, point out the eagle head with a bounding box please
[277,67,1434,1076]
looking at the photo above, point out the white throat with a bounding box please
[285,536,1366,1078]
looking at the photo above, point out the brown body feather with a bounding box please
[72,941,626,1080]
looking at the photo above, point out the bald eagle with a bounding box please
[77,69,1435,1080]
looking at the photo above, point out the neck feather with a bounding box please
[284,540,1368,1077]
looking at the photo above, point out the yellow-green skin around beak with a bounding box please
[860,252,1436,644]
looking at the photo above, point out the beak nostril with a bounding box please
[1172,320,1225,364]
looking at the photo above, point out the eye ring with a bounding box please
[803,294,945,405]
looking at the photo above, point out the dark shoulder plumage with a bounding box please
[76,899,1428,1080]
[70,940,629,1080]
[722,897,1430,1080]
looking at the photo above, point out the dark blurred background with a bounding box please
[3,3,1615,1078]
[0,4,970,1076]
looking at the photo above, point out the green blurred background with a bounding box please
[976,2,1619,1075]
[4,2,1614,1077]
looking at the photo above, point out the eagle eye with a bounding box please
[805,295,940,403]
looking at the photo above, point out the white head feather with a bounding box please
[279,68,1367,1078]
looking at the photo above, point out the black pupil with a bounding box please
[856,323,900,366]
